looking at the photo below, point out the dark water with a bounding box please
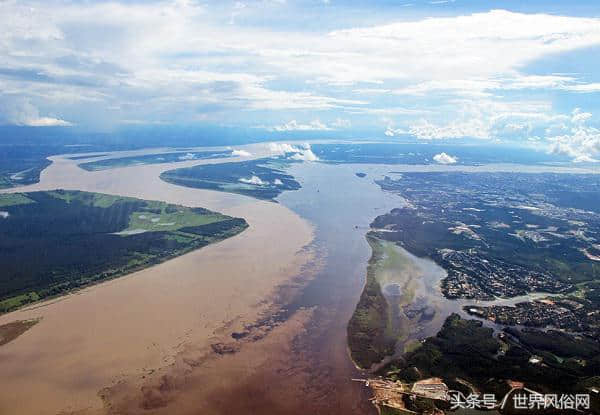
[277,162,401,414]
[278,163,463,359]
[278,162,401,313]
[275,162,544,413]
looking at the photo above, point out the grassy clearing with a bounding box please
[164,232,197,244]
[45,190,228,233]
[373,238,418,303]
[125,206,226,233]
[348,235,431,368]
[0,292,40,313]
[0,193,35,207]
[369,237,422,339]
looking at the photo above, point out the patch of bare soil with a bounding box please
[0,319,39,347]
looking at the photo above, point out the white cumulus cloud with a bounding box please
[24,117,73,127]
[409,118,489,140]
[393,98,561,141]
[269,119,331,131]
[384,126,409,137]
[548,109,600,162]
[267,142,319,161]
[1,100,73,127]
[268,142,302,155]
[571,108,593,124]
[231,149,252,157]
[290,149,319,161]
[433,152,458,164]
[239,175,267,185]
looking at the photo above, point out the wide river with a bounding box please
[1,146,596,415]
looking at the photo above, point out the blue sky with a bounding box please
[1,0,600,161]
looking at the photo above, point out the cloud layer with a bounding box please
[231,149,252,157]
[548,109,600,162]
[0,100,73,127]
[433,152,458,164]
[0,0,599,161]
[268,142,319,161]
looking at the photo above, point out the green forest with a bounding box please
[160,158,301,200]
[0,190,247,313]
[382,314,600,413]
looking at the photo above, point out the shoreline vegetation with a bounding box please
[347,234,396,369]
[0,190,248,314]
[347,233,425,369]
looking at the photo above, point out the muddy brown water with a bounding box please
[0,144,323,415]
